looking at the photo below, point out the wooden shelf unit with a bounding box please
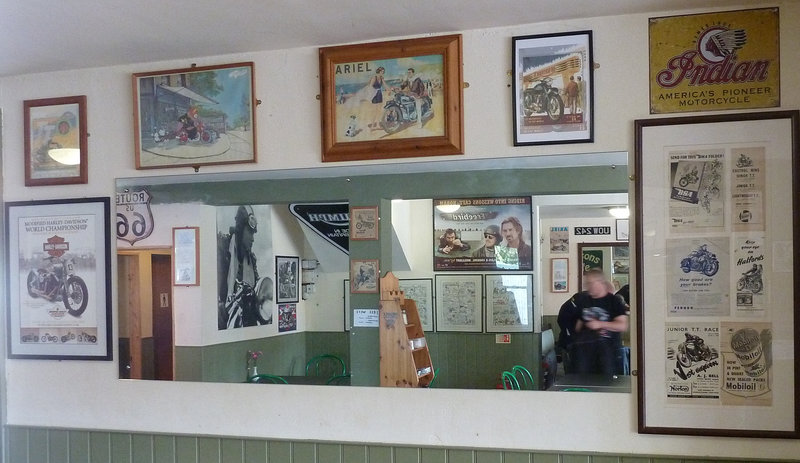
[379,272,434,387]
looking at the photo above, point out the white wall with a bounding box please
[2,2,800,459]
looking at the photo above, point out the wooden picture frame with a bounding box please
[172,227,199,286]
[132,62,257,170]
[275,256,300,304]
[512,30,594,146]
[24,95,88,186]
[350,205,379,240]
[485,274,533,332]
[350,259,379,293]
[550,257,569,293]
[635,111,799,438]
[435,274,483,332]
[319,34,464,162]
[5,197,112,360]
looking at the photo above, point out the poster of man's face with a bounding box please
[216,205,274,330]
[433,197,533,271]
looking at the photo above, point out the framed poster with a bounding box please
[635,111,799,438]
[275,256,300,304]
[24,95,88,186]
[433,197,533,271]
[5,197,112,360]
[319,34,464,162]
[350,259,379,293]
[551,258,569,293]
[485,274,533,332]
[399,278,434,332]
[172,227,199,286]
[435,274,482,332]
[512,30,594,145]
[132,62,257,169]
[648,8,779,114]
[350,205,379,240]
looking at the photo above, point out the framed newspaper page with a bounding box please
[634,111,799,438]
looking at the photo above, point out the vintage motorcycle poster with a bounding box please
[720,321,773,406]
[733,235,767,317]
[668,149,725,233]
[665,323,720,401]
[433,197,533,271]
[731,147,766,232]
[667,236,730,317]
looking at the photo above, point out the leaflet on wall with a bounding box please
[668,150,725,232]
[549,226,569,253]
[665,323,720,401]
[733,235,767,317]
[433,197,533,271]
[720,321,772,406]
[730,147,766,232]
[667,236,730,317]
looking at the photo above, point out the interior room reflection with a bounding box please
[115,153,631,392]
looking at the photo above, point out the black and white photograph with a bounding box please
[216,204,274,330]
[276,255,300,303]
[350,259,379,293]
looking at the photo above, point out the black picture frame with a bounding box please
[275,256,300,304]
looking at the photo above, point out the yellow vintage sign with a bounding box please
[649,8,779,114]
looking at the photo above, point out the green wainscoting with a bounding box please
[4,426,787,463]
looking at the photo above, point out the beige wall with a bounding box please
[2,2,799,460]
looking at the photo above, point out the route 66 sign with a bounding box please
[116,189,154,245]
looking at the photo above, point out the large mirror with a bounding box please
[115,152,631,391]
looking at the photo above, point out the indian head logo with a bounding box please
[656,24,770,88]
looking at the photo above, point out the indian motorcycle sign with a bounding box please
[648,8,779,114]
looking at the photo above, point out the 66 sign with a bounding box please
[116,189,154,245]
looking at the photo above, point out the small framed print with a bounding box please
[350,259,379,293]
[551,258,569,293]
[350,206,379,240]
[172,227,199,286]
[275,256,300,304]
[616,219,630,241]
[24,95,88,186]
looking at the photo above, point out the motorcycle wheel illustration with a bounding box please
[26,271,39,298]
[381,106,403,134]
[63,276,89,317]
[702,260,719,277]
[677,352,693,368]
[679,177,690,187]
[680,259,691,273]
[545,93,564,122]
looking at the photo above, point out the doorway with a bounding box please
[118,250,174,380]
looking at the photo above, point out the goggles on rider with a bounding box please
[247,213,258,232]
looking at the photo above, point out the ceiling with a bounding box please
[0,0,741,78]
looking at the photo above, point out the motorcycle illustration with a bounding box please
[380,89,433,134]
[677,333,718,368]
[26,256,89,317]
[355,214,374,230]
[680,245,719,277]
[521,77,564,122]
[152,117,217,145]
[737,264,764,293]
[678,167,700,187]
[736,153,753,168]
[223,277,272,329]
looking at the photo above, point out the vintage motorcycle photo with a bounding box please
[680,245,719,277]
[380,89,434,134]
[26,256,89,317]
[521,77,564,122]
[737,264,764,293]
[676,333,718,368]
[678,166,700,187]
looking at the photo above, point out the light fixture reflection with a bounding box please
[608,206,630,219]
[48,148,81,166]
[436,204,461,213]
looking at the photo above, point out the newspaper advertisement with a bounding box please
[733,235,767,317]
[667,236,730,317]
[731,147,766,232]
[549,226,569,253]
[665,323,720,400]
[668,149,725,233]
[720,321,772,406]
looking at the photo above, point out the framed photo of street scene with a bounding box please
[24,95,88,186]
[319,34,464,162]
[5,197,112,360]
[132,62,257,170]
[512,30,594,146]
[635,111,800,438]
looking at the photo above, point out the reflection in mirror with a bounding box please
[115,152,630,391]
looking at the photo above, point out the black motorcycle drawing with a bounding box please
[26,256,88,317]
[381,89,433,134]
[737,264,764,293]
[355,214,374,230]
[676,333,718,368]
[736,153,753,168]
[678,167,700,187]
[521,77,564,122]
[680,245,719,277]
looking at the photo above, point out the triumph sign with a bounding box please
[649,8,779,114]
